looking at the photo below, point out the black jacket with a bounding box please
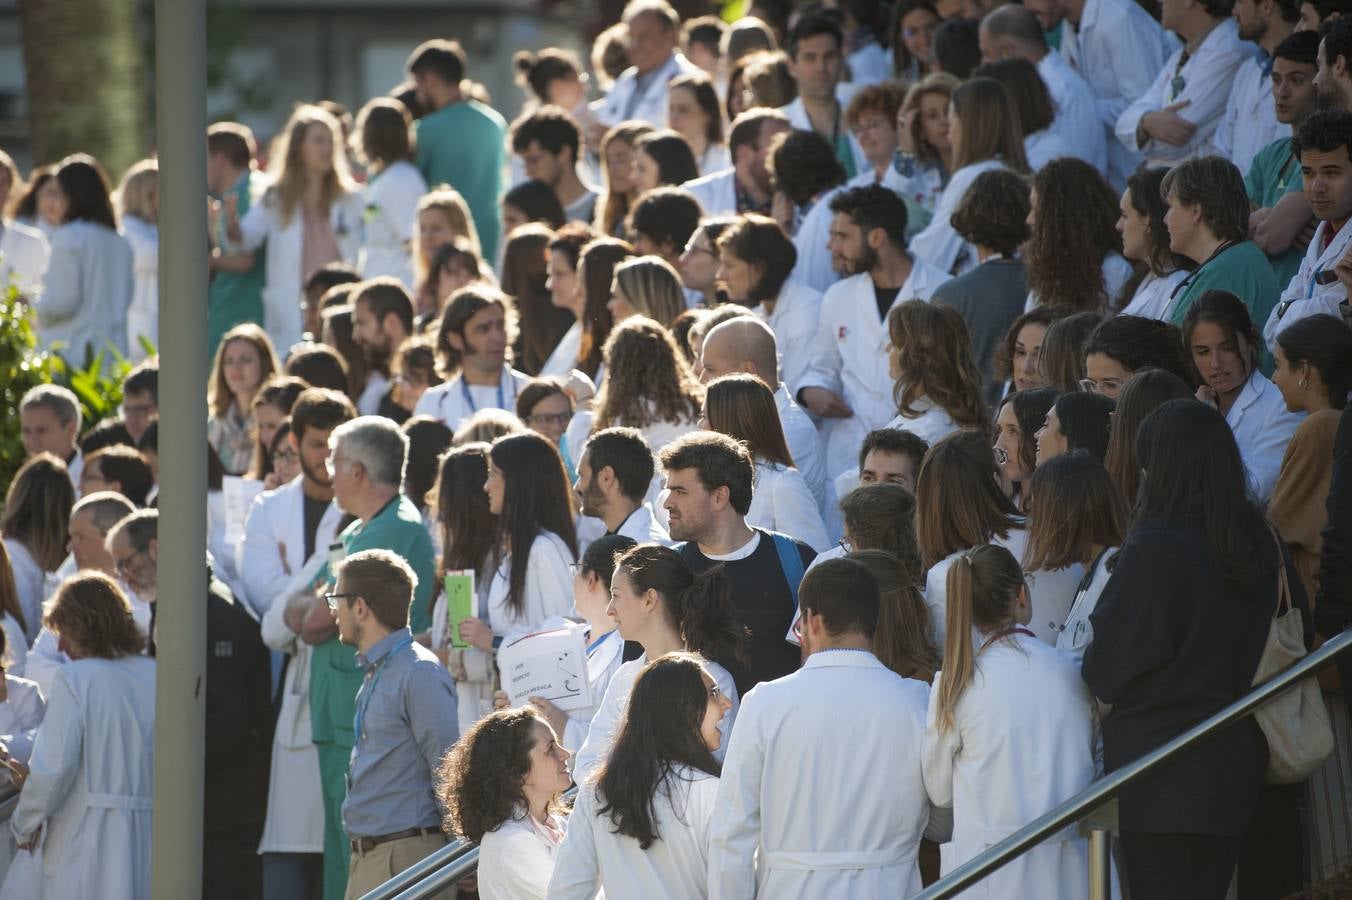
[1083,519,1305,836]
[1315,405,1352,718]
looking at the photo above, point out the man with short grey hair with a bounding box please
[19,384,83,485]
[296,415,437,899]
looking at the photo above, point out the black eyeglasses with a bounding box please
[115,547,147,577]
[324,592,360,612]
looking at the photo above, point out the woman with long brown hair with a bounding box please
[593,317,703,454]
[208,323,281,474]
[352,96,426,287]
[596,122,656,238]
[1102,368,1195,505]
[502,224,574,376]
[885,301,988,443]
[412,188,484,319]
[2,454,75,643]
[574,238,635,380]
[849,548,939,684]
[704,374,828,551]
[1025,158,1131,313]
[549,653,731,899]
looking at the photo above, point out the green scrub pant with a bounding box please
[317,740,353,900]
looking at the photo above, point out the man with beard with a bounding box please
[238,387,353,900]
[1217,0,1300,172]
[350,278,414,418]
[683,108,791,218]
[796,184,952,478]
[574,426,671,544]
[1315,16,1352,109]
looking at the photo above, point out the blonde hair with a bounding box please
[612,255,686,327]
[264,104,359,225]
[935,544,1025,732]
[415,187,483,283]
[115,158,158,224]
[209,323,281,417]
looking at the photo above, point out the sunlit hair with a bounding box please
[950,77,1028,173]
[613,255,687,328]
[438,707,561,842]
[595,652,722,847]
[1102,368,1194,505]
[704,374,793,467]
[414,188,482,284]
[613,544,746,663]
[597,122,657,237]
[263,104,358,226]
[115,159,158,224]
[577,238,636,377]
[1026,158,1124,312]
[45,570,146,660]
[1024,450,1126,571]
[209,323,280,418]
[849,549,937,683]
[888,301,988,434]
[1,453,75,573]
[915,431,1021,570]
[453,409,527,446]
[434,286,519,377]
[595,317,704,432]
[935,544,1025,732]
[501,224,573,375]
[351,96,415,171]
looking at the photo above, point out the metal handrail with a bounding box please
[360,786,578,900]
[914,627,1352,899]
[390,846,481,900]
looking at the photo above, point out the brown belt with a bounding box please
[350,826,441,853]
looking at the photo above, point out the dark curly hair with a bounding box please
[768,129,846,207]
[1083,315,1197,389]
[438,707,562,842]
[950,168,1030,257]
[1026,158,1123,312]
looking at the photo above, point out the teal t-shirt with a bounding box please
[308,494,437,749]
[1170,239,1279,371]
[415,99,508,259]
[1244,136,1305,291]
[207,170,266,356]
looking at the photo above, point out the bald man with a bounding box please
[699,317,828,518]
[980,3,1106,173]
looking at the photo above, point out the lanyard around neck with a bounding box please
[353,635,414,743]
[459,369,512,414]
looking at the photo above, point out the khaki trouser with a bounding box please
[343,830,453,900]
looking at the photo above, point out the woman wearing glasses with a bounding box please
[1081,314,1195,400]
[516,378,578,480]
[549,653,732,900]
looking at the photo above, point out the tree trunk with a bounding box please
[17,0,148,178]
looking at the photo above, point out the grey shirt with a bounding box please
[343,627,459,838]
[931,258,1029,407]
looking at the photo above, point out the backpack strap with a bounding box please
[771,532,806,605]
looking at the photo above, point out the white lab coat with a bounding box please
[573,654,739,787]
[0,219,49,299]
[24,580,151,700]
[683,167,738,218]
[775,386,827,516]
[848,42,893,86]
[33,220,133,359]
[3,538,45,645]
[922,633,1102,900]
[229,187,365,354]
[0,674,44,764]
[779,88,869,177]
[1055,548,1118,662]
[1025,128,1076,173]
[885,397,962,446]
[708,650,931,900]
[1121,268,1188,320]
[0,613,26,678]
[911,159,1007,275]
[1264,218,1352,351]
[1114,19,1250,168]
[799,264,953,478]
[242,478,340,855]
[925,527,1028,648]
[9,656,155,900]
[758,279,822,397]
[1228,368,1306,501]
[120,215,158,359]
[881,159,947,229]
[613,502,673,546]
[413,367,533,431]
[1061,0,1178,188]
[790,184,847,294]
[359,160,427,288]
[1037,50,1108,174]
[698,144,733,177]
[539,321,582,379]
[1215,52,1285,175]
[487,530,576,650]
[598,53,702,129]
[746,461,830,552]
[549,767,720,900]
[478,809,567,900]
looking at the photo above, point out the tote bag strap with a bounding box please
[1267,524,1292,619]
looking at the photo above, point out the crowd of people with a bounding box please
[0,0,1351,897]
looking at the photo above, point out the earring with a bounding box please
[1299,378,1309,389]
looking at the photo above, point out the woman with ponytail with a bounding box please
[549,652,732,899]
[921,543,1102,898]
[572,544,743,786]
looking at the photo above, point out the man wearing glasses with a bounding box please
[325,550,457,900]
[298,415,436,900]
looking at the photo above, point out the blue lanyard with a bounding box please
[458,370,513,415]
[353,635,414,744]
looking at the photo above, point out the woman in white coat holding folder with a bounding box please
[922,544,1105,899]
[549,652,731,900]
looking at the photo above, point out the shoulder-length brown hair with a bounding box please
[264,104,359,226]
[951,77,1028,173]
[597,122,657,237]
[438,707,562,842]
[704,374,793,467]
[45,570,146,659]
[1027,158,1123,312]
[209,323,281,417]
[849,549,938,683]
[1102,367,1195,505]
[595,317,703,431]
[1023,450,1126,572]
[888,301,988,433]
[916,431,1021,569]
[1,453,74,573]
[353,97,416,172]
[502,224,573,375]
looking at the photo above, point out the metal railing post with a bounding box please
[1088,828,1111,900]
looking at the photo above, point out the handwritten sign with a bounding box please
[498,624,591,712]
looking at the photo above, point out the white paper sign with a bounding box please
[498,625,592,712]
[221,476,264,552]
